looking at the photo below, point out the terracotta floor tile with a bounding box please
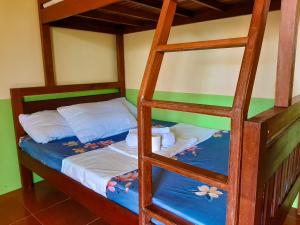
[0,190,30,225]
[10,216,41,225]
[22,181,69,213]
[1,181,300,225]
[34,199,97,225]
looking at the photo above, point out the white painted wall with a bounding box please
[52,28,118,85]
[0,0,117,99]
[0,1,299,99]
[124,11,300,98]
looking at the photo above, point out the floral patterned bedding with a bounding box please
[20,120,229,225]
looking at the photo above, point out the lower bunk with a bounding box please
[10,85,300,225]
[19,120,230,225]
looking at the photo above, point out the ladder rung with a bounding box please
[142,100,232,118]
[144,153,229,191]
[144,204,193,225]
[156,37,248,52]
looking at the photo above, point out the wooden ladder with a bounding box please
[137,0,272,224]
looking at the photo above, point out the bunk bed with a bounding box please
[10,0,300,224]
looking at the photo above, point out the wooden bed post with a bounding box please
[38,0,56,86]
[11,89,34,190]
[230,0,271,224]
[116,34,126,97]
[275,0,300,107]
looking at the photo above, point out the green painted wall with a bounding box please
[0,99,21,195]
[293,195,299,208]
[0,90,298,209]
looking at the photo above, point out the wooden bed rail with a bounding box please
[240,96,300,225]
[10,83,122,189]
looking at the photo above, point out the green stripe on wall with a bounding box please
[126,89,274,130]
[24,88,119,102]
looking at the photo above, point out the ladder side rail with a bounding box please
[138,0,177,224]
[228,0,272,224]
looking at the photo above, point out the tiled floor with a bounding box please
[0,181,107,225]
[0,181,299,225]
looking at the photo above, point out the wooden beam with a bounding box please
[190,0,227,12]
[40,0,122,23]
[116,34,126,97]
[38,1,56,86]
[124,0,281,34]
[51,16,123,34]
[275,0,300,107]
[132,0,194,18]
[79,10,154,27]
[103,5,159,22]
[40,24,55,86]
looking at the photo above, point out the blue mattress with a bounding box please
[20,120,230,225]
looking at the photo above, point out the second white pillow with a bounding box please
[57,99,137,143]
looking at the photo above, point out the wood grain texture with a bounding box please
[144,153,228,191]
[40,0,122,23]
[239,121,267,225]
[39,0,282,34]
[38,15,55,86]
[142,99,232,117]
[116,34,126,97]
[156,37,248,52]
[239,97,300,225]
[228,0,272,224]
[138,0,177,224]
[144,204,193,225]
[275,0,300,107]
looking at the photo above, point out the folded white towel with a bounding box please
[110,137,198,159]
[128,127,170,134]
[161,132,175,148]
[125,127,175,148]
[125,132,138,147]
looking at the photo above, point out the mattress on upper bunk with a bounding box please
[19,120,230,225]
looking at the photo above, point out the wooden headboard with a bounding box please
[10,82,123,143]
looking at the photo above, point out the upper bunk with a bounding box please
[40,0,281,34]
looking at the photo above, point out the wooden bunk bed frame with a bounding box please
[10,0,300,224]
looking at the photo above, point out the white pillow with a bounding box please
[19,110,75,144]
[111,97,137,118]
[57,99,137,143]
